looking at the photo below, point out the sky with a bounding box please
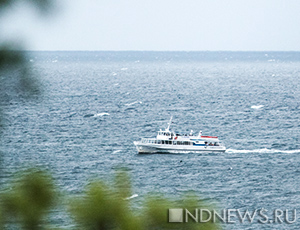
[1,0,300,51]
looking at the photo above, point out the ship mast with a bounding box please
[166,116,173,131]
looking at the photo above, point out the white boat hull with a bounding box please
[133,141,226,154]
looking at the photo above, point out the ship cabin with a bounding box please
[157,129,175,140]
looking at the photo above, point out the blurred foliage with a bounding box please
[0,1,221,229]
[0,169,221,229]
[70,171,220,230]
[0,0,54,13]
[0,205,3,229]
[0,46,40,98]
[0,45,25,67]
[0,170,220,230]
[143,194,219,230]
[0,169,57,229]
[0,0,54,128]
[69,171,142,230]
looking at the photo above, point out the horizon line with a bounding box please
[22,50,300,52]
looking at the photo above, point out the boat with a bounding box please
[133,117,226,154]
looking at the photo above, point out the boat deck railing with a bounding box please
[140,138,225,147]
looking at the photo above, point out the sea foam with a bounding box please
[226,148,300,154]
[251,105,264,109]
[94,113,110,117]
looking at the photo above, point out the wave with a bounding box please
[94,112,110,117]
[83,114,94,118]
[226,148,300,154]
[124,194,138,200]
[83,113,110,118]
[112,150,122,154]
[125,101,142,107]
[251,105,264,109]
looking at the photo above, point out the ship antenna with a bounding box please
[166,116,173,131]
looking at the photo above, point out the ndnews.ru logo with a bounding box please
[168,208,297,224]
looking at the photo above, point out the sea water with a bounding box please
[1,51,300,229]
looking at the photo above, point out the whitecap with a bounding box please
[121,68,128,71]
[251,105,264,109]
[112,150,122,154]
[124,194,138,200]
[125,101,142,106]
[94,113,110,117]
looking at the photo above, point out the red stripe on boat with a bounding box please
[201,136,218,138]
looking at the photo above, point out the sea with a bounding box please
[1,51,300,229]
